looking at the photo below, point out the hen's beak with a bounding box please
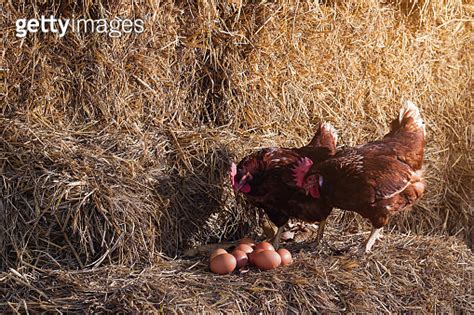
[235,181,245,192]
[234,173,251,192]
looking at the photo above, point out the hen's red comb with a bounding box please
[293,157,313,188]
[230,162,237,189]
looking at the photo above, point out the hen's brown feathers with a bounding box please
[385,100,425,169]
[233,101,426,250]
[307,122,338,155]
[233,123,337,228]
[307,101,426,229]
[318,152,415,208]
[236,148,332,226]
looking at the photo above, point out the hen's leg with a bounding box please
[314,219,327,247]
[272,226,284,250]
[364,227,383,253]
[262,219,277,241]
[265,209,288,249]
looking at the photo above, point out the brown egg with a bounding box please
[253,250,281,270]
[231,249,249,268]
[210,253,237,274]
[277,248,293,266]
[248,248,265,265]
[210,248,227,261]
[234,243,253,254]
[238,237,255,246]
[255,241,275,252]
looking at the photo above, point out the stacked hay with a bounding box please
[1,0,472,272]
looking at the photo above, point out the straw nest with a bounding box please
[1,231,472,313]
[1,0,473,308]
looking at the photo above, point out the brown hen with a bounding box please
[299,101,426,252]
[230,123,337,248]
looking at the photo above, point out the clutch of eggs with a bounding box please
[209,238,293,274]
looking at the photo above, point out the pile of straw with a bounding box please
[1,232,472,312]
[1,0,472,311]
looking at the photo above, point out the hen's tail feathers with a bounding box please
[307,122,338,149]
[395,100,426,136]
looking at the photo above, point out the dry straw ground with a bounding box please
[1,0,473,312]
[1,233,473,313]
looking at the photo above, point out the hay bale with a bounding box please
[0,233,472,312]
[1,0,472,270]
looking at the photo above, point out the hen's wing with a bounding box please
[317,149,413,209]
[260,148,307,189]
[244,148,303,200]
[259,148,333,223]
[362,156,414,200]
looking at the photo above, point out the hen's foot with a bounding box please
[364,227,383,253]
